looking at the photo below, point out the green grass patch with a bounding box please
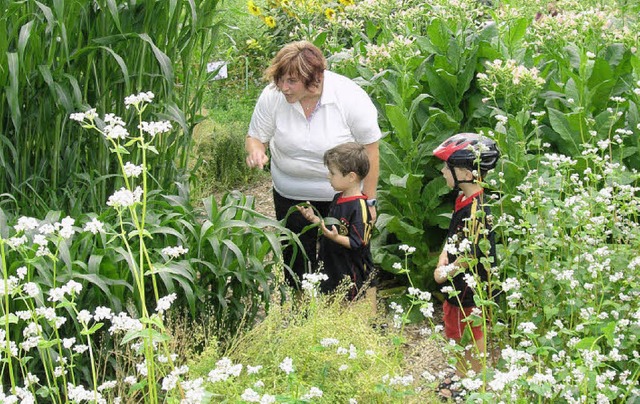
[191,291,438,403]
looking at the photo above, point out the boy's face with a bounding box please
[327,163,354,192]
[441,164,471,188]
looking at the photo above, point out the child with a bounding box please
[432,132,500,377]
[296,142,375,300]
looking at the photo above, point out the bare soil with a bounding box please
[238,176,452,397]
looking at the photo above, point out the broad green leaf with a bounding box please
[385,104,411,151]
[547,108,580,155]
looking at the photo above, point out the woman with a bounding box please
[245,40,382,288]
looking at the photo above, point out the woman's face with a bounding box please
[276,73,309,103]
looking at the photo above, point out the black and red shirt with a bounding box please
[319,193,374,298]
[442,190,496,307]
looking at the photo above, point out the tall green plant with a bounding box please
[0,0,222,217]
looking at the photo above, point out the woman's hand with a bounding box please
[245,137,269,169]
[368,205,377,223]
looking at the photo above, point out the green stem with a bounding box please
[0,242,17,392]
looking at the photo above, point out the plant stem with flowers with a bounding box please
[70,92,182,403]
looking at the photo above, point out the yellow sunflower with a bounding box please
[339,0,354,6]
[247,0,262,16]
[324,7,336,20]
[263,15,277,28]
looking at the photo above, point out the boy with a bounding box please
[432,132,500,377]
[297,142,375,300]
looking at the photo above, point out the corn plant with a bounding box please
[0,0,222,217]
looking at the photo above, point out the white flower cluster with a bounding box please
[156,293,177,314]
[320,337,340,347]
[241,388,275,403]
[382,373,414,386]
[279,357,294,374]
[83,217,105,234]
[107,186,143,208]
[139,120,172,137]
[337,344,358,359]
[123,162,144,178]
[47,280,83,302]
[301,272,328,296]
[398,244,416,254]
[67,383,106,403]
[301,386,323,400]
[69,108,97,122]
[208,357,243,383]
[161,365,189,391]
[161,245,189,259]
[124,91,155,109]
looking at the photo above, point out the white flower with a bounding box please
[320,338,339,347]
[162,245,189,259]
[241,388,261,402]
[107,186,143,208]
[108,312,143,334]
[279,357,294,374]
[125,91,155,109]
[247,365,262,374]
[123,162,144,178]
[518,322,537,334]
[139,121,172,137]
[74,345,89,354]
[156,293,177,314]
[392,262,403,271]
[7,235,28,249]
[94,306,113,321]
[14,216,39,232]
[586,51,596,59]
[301,387,323,400]
[70,108,97,122]
[104,113,125,126]
[65,280,82,295]
[23,282,39,298]
[260,394,276,404]
[98,380,117,392]
[62,337,76,349]
[103,124,129,140]
[83,218,105,234]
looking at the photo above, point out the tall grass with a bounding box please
[0,0,222,217]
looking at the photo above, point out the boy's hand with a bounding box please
[296,203,320,224]
[437,249,449,267]
[320,220,340,241]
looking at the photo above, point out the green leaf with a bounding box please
[138,33,174,90]
[385,104,411,151]
[547,108,580,155]
[81,322,105,336]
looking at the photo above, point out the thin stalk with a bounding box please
[0,242,17,392]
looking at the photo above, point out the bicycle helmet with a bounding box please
[433,133,500,187]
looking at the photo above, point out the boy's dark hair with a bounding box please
[324,142,370,179]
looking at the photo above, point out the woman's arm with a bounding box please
[245,136,269,169]
[363,141,379,222]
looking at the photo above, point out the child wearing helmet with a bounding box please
[432,133,500,379]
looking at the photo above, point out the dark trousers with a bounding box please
[273,189,331,288]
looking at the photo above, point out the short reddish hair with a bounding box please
[264,41,327,90]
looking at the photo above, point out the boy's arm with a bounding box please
[320,222,351,248]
